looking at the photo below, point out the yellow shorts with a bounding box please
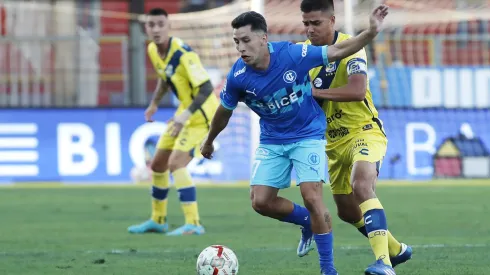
[326,130,387,195]
[157,121,209,157]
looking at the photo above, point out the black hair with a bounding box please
[231,11,267,33]
[148,8,168,17]
[300,0,334,13]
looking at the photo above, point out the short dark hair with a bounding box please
[300,0,334,13]
[231,11,267,33]
[148,8,168,17]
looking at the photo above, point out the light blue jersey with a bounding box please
[221,41,329,144]
[220,41,331,187]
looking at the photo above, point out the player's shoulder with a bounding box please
[336,31,353,42]
[335,31,367,60]
[147,41,157,53]
[170,37,193,53]
[269,41,293,53]
[227,59,247,84]
[296,39,312,45]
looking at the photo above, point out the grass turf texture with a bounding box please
[0,180,489,274]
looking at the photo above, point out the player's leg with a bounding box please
[328,143,410,268]
[290,139,337,275]
[250,145,311,229]
[127,130,173,234]
[349,133,410,274]
[166,125,207,236]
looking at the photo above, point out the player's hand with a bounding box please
[200,141,214,159]
[145,103,158,122]
[170,109,192,137]
[369,4,389,34]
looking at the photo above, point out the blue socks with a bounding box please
[281,203,311,228]
[314,232,336,274]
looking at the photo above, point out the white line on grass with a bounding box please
[0,243,486,257]
[88,243,488,254]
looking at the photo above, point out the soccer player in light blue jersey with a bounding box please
[201,6,388,275]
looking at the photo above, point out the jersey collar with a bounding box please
[332,31,339,45]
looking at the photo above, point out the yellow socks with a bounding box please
[172,168,201,226]
[150,171,170,224]
[352,217,402,258]
[359,198,391,266]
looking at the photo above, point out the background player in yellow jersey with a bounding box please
[128,7,218,236]
[299,1,412,274]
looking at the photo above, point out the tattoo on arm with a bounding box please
[188,81,213,113]
[151,79,168,105]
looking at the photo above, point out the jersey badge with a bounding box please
[283,70,297,83]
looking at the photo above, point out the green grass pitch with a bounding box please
[1,180,489,274]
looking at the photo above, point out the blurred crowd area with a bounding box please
[0,0,489,107]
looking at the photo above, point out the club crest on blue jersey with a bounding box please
[283,70,297,83]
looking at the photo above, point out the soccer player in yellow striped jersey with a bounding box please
[127,7,218,236]
[299,1,412,274]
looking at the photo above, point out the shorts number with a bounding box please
[252,160,261,179]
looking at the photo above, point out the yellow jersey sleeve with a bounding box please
[342,48,368,77]
[180,52,210,88]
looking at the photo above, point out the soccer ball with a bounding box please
[196,245,239,275]
[130,166,151,183]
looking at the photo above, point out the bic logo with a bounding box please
[360,148,369,155]
[283,70,297,83]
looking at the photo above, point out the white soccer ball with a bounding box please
[196,245,239,275]
[130,166,151,183]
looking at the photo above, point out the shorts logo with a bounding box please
[308,152,320,165]
[283,70,297,83]
[360,148,369,155]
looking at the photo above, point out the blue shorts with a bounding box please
[251,139,327,189]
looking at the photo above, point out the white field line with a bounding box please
[0,243,487,256]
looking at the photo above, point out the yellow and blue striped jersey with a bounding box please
[147,37,218,126]
[302,31,385,143]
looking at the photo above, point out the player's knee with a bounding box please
[168,152,192,172]
[352,180,377,202]
[150,158,168,173]
[251,196,272,215]
[302,193,324,214]
[300,182,324,213]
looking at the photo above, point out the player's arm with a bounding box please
[151,78,168,106]
[188,81,213,112]
[145,78,169,122]
[313,57,367,102]
[327,5,388,62]
[201,74,240,159]
[201,105,233,159]
[174,52,214,124]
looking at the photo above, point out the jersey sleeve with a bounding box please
[180,52,210,88]
[220,71,241,110]
[344,48,368,76]
[288,43,329,69]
